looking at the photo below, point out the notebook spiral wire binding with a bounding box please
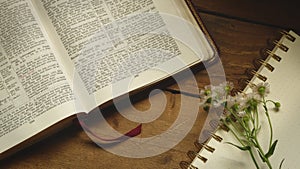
[244,30,294,83]
[179,30,295,169]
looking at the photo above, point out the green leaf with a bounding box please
[265,140,278,158]
[279,158,285,169]
[251,128,256,137]
[225,142,251,151]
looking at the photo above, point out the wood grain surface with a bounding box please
[1,0,297,168]
[192,0,300,33]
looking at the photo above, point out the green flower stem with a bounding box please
[249,148,260,169]
[228,113,251,140]
[265,109,273,149]
[250,111,256,129]
[254,137,273,169]
[223,120,260,169]
[223,120,245,146]
[230,110,250,133]
[265,100,276,105]
[263,97,274,149]
[248,109,257,136]
[255,107,259,132]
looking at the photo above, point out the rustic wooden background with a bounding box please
[1,0,299,168]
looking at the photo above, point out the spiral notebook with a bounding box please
[181,30,300,169]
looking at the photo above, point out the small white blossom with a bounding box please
[200,84,228,107]
[245,92,260,101]
[235,92,248,108]
[226,95,236,109]
[251,82,270,97]
[220,81,234,94]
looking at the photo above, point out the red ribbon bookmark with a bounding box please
[78,120,142,143]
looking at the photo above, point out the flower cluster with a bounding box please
[200,82,282,169]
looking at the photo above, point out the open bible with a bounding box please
[0,0,217,158]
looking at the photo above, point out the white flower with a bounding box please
[221,81,234,94]
[226,95,236,108]
[251,82,270,97]
[226,95,240,111]
[200,85,213,97]
[235,92,248,108]
[199,85,212,105]
[200,84,227,107]
[245,92,260,101]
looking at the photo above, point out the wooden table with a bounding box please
[1,0,299,168]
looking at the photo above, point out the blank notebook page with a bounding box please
[192,30,300,169]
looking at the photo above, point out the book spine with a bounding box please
[178,30,295,169]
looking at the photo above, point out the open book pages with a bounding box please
[0,0,216,155]
[191,31,300,168]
